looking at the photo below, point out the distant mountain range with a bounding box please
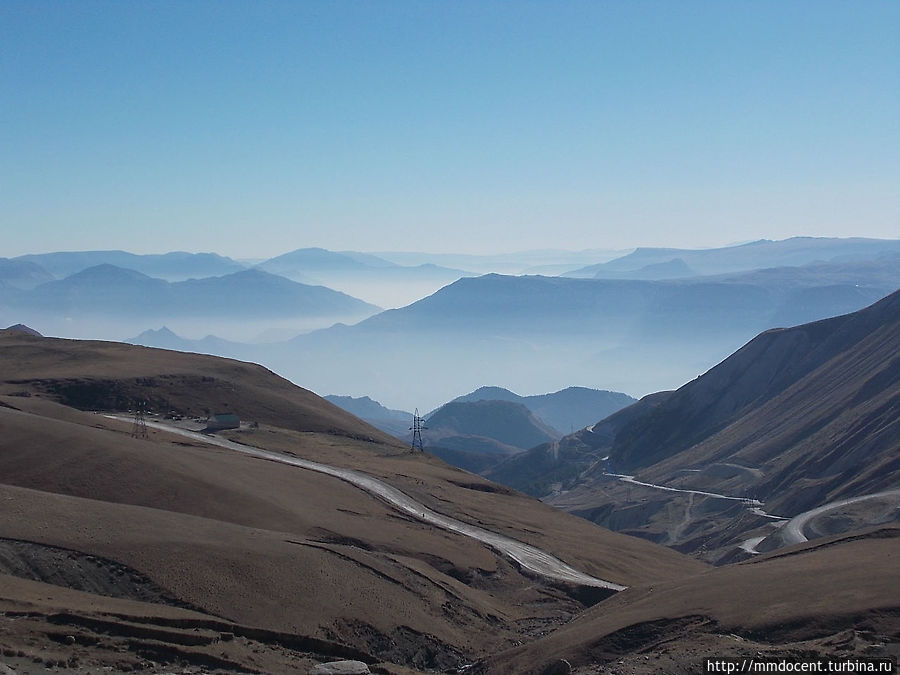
[255,247,473,308]
[130,326,247,359]
[0,258,56,289]
[322,394,412,438]
[10,250,245,282]
[565,236,900,278]
[0,264,382,344]
[273,252,899,410]
[373,248,630,275]
[322,386,635,474]
[5,238,897,412]
[428,399,558,450]
[489,289,900,563]
[444,386,636,436]
[4,265,379,319]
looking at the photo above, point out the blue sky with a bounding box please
[2,1,898,257]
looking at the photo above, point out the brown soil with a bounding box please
[472,527,900,674]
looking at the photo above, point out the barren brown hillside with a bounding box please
[0,330,398,442]
[0,330,705,672]
[473,527,900,675]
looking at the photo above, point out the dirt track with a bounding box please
[115,416,626,591]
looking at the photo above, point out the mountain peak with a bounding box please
[4,323,43,337]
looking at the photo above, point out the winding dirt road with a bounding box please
[112,417,626,591]
[780,489,900,545]
[606,472,762,505]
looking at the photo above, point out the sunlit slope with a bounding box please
[0,329,397,442]
[0,333,706,669]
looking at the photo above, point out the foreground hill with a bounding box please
[0,330,705,671]
[498,290,900,563]
[473,526,900,674]
[0,329,393,440]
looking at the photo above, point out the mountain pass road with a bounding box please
[111,416,627,591]
[781,489,900,545]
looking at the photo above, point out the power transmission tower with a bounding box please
[409,408,427,452]
[131,400,148,439]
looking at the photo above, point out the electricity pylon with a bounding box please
[131,400,148,439]
[409,408,427,452]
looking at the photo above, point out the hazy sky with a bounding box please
[2,1,898,258]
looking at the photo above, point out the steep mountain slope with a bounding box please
[487,392,673,497]
[510,291,900,562]
[0,329,706,671]
[607,289,900,477]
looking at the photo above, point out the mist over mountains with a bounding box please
[566,237,900,278]
[255,247,474,308]
[2,237,898,411]
[1,238,898,671]
[274,252,898,410]
[12,250,245,281]
[0,265,380,343]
